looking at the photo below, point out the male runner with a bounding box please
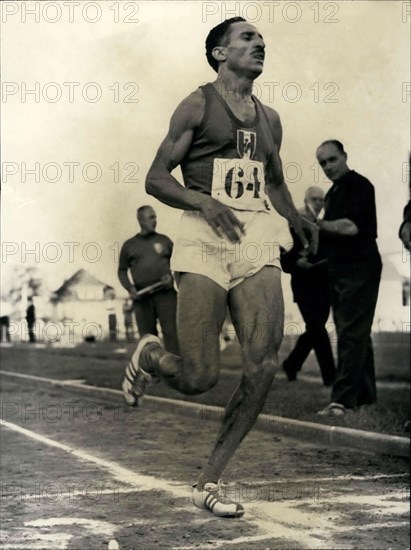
[122,17,317,517]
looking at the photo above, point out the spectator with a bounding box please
[26,297,36,343]
[315,140,382,417]
[281,186,336,386]
[118,205,179,354]
[0,299,12,344]
[399,200,411,252]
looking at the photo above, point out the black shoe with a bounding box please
[283,361,297,382]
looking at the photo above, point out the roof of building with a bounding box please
[52,269,114,301]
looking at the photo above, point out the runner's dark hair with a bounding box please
[205,17,247,72]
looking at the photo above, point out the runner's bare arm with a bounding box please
[146,90,245,242]
[263,108,318,253]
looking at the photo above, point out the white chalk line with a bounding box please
[2,486,144,501]
[27,517,115,536]
[236,473,408,485]
[1,370,408,486]
[2,369,409,459]
[0,517,118,550]
[1,534,73,550]
[0,370,87,387]
[2,419,409,550]
[1,420,189,498]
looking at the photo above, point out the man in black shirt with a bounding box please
[315,140,382,416]
[26,298,36,343]
[118,206,179,354]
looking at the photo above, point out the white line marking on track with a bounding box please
[1,533,73,550]
[2,420,409,549]
[2,487,143,501]
[27,517,116,536]
[1,518,118,550]
[0,371,86,386]
[1,369,409,486]
[238,473,409,484]
[2,420,190,498]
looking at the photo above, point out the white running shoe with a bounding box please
[192,481,245,518]
[122,334,161,407]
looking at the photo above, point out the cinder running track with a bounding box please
[1,362,409,549]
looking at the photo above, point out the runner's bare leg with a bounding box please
[149,273,227,394]
[197,266,284,487]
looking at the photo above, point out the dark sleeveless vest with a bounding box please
[181,83,275,212]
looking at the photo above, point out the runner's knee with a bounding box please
[244,339,278,368]
[182,357,219,395]
[183,373,219,395]
[241,344,278,389]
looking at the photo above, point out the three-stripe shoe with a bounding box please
[122,334,161,407]
[192,481,245,518]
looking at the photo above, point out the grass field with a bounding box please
[2,331,409,437]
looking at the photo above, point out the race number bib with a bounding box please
[211,158,269,211]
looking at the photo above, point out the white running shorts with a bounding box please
[171,209,281,291]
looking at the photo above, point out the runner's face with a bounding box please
[316,144,349,182]
[223,22,265,77]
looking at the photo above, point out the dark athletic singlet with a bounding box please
[180,83,276,212]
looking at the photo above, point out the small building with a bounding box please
[50,269,127,341]
[373,254,410,332]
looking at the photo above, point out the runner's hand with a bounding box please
[200,196,245,243]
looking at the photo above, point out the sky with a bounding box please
[2,0,410,293]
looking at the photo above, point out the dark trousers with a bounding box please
[284,289,336,385]
[27,322,36,343]
[330,267,381,409]
[0,316,11,343]
[133,289,179,355]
